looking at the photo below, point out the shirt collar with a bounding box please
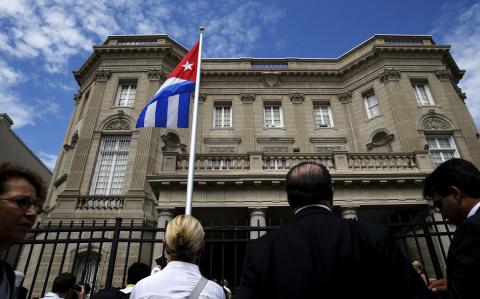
[164,260,200,272]
[467,201,480,218]
[295,204,332,215]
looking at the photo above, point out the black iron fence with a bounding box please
[2,214,455,299]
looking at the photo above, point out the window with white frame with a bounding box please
[412,82,434,106]
[115,81,137,107]
[313,104,333,128]
[90,136,130,195]
[363,92,380,119]
[426,136,460,166]
[264,105,283,128]
[214,105,232,128]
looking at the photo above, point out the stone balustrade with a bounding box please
[161,151,434,173]
[76,196,124,210]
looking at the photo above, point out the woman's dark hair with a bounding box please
[0,162,47,202]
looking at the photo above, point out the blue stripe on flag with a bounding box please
[155,96,169,127]
[177,92,191,128]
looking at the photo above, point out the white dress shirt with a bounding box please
[130,261,225,299]
[467,201,480,218]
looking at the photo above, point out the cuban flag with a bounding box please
[136,42,200,128]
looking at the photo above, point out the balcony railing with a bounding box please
[162,151,434,174]
[76,196,124,210]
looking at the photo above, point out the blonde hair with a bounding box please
[165,215,205,262]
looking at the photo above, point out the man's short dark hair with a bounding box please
[127,262,151,284]
[286,162,333,209]
[52,273,76,294]
[0,162,46,202]
[423,158,480,200]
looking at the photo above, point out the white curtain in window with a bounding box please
[90,136,130,195]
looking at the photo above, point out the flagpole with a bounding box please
[185,27,204,215]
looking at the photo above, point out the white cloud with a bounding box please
[38,151,57,170]
[435,3,480,127]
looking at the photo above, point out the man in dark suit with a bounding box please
[424,158,480,299]
[237,162,428,299]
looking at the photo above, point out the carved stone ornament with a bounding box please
[262,72,281,87]
[147,69,166,81]
[94,69,112,82]
[74,92,82,105]
[105,119,131,131]
[422,117,451,130]
[338,91,352,104]
[290,93,304,104]
[379,68,401,83]
[366,131,395,150]
[199,93,206,104]
[435,70,451,82]
[241,93,255,104]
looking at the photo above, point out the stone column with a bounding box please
[241,93,255,152]
[152,208,174,266]
[249,208,266,239]
[341,207,358,220]
[338,91,358,151]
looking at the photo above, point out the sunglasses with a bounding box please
[0,196,43,214]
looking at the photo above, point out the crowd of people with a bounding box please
[0,158,479,298]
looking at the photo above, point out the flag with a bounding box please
[136,41,200,128]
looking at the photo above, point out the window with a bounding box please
[73,252,100,288]
[313,104,333,128]
[214,105,232,128]
[264,105,283,128]
[90,136,130,195]
[426,136,460,166]
[115,81,137,107]
[363,92,380,119]
[412,82,434,106]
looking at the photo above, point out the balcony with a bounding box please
[76,196,125,210]
[153,151,434,186]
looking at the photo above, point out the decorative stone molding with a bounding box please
[366,130,395,150]
[105,118,131,131]
[379,68,401,83]
[263,146,289,152]
[262,72,281,87]
[310,137,347,152]
[338,91,352,104]
[204,137,241,144]
[241,93,255,104]
[93,69,112,82]
[208,146,235,153]
[161,132,187,152]
[289,92,304,104]
[257,137,295,144]
[435,70,452,82]
[147,69,166,81]
[422,117,451,130]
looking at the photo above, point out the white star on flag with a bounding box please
[182,61,193,71]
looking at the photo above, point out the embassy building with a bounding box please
[15,34,480,294]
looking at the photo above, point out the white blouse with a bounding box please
[130,261,225,299]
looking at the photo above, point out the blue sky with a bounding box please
[1,0,479,170]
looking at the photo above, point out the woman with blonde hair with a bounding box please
[130,214,225,299]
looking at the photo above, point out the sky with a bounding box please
[0,0,479,171]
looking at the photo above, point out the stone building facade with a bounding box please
[23,34,479,293]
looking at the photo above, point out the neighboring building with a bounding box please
[0,113,52,183]
[16,34,480,294]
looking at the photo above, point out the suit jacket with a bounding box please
[237,206,428,299]
[447,208,480,299]
[0,259,15,299]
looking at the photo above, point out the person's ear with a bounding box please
[449,186,465,204]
